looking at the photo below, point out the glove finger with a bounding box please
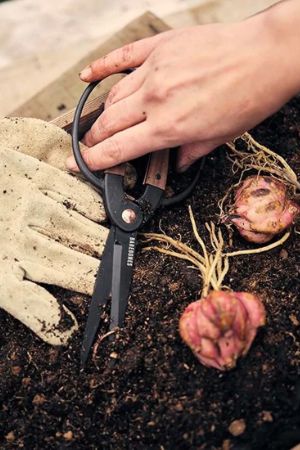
[28,195,108,257]
[31,154,106,224]
[0,264,78,346]
[0,117,72,171]
[23,229,101,295]
[1,146,106,224]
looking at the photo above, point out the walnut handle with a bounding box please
[144,149,170,190]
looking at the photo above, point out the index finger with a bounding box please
[79,32,170,82]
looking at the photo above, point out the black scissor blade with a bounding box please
[91,227,115,305]
[110,229,137,330]
[80,227,115,366]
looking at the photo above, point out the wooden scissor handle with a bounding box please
[144,149,170,190]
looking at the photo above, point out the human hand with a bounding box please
[66,2,300,173]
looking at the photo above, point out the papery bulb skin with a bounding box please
[225,176,299,243]
[179,290,266,370]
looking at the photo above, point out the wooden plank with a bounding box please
[12,12,170,121]
[50,92,106,135]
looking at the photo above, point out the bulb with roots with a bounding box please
[179,290,266,371]
[224,176,299,243]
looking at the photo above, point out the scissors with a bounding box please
[72,71,202,367]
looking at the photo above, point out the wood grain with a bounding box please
[144,149,170,190]
[50,92,106,135]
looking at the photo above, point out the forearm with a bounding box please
[249,0,300,97]
[67,0,300,172]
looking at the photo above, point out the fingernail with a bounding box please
[66,156,77,171]
[79,66,92,80]
[177,164,189,173]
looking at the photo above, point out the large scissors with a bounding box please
[72,71,201,367]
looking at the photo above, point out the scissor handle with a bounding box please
[161,158,204,207]
[71,70,132,192]
[72,71,203,207]
[144,149,170,190]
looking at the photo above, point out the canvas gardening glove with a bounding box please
[0,117,78,170]
[0,118,108,345]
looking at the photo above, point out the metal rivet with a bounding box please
[122,208,136,224]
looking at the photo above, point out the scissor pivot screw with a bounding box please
[122,208,137,224]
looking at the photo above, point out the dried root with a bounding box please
[226,132,300,192]
[143,207,229,297]
[92,329,116,368]
[143,206,290,297]
[143,208,287,371]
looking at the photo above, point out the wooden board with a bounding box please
[12,12,170,121]
[50,92,107,135]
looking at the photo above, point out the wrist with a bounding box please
[248,0,300,96]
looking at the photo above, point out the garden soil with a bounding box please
[0,97,300,450]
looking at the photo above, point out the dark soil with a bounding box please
[1,98,300,450]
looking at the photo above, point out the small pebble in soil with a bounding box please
[11,365,22,376]
[22,377,31,386]
[260,410,273,422]
[174,403,184,412]
[147,421,156,427]
[5,432,15,442]
[280,249,289,260]
[10,351,18,361]
[63,431,73,441]
[289,314,300,326]
[228,419,246,436]
[32,394,47,406]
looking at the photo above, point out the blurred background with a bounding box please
[0,0,277,117]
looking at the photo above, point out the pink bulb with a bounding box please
[179,290,266,370]
[224,176,299,243]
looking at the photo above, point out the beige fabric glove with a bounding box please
[0,117,74,170]
[0,118,108,345]
[0,116,137,188]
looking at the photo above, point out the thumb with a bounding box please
[177,141,216,172]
